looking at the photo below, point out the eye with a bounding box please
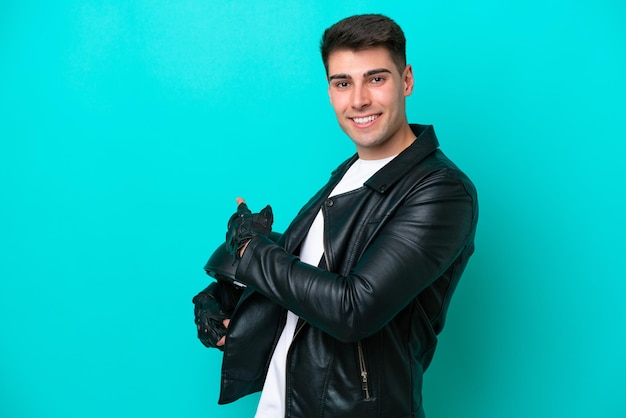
[334,81,350,89]
[370,76,386,84]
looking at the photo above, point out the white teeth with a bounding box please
[352,115,379,124]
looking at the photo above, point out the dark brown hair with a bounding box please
[320,14,406,75]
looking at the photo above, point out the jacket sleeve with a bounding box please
[235,169,477,342]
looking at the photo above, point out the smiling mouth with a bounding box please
[351,114,381,125]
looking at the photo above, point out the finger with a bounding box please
[237,201,251,215]
[217,336,226,347]
[236,197,246,206]
[223,319,230,328]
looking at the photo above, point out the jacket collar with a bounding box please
[364,124,439,194]
[282,124,439,253]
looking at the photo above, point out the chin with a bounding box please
[353,132,386,148]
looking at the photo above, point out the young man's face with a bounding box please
[326,47,414,160]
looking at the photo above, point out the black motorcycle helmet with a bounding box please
[203,231,282,287]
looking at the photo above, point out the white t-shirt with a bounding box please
[255,155,395,418]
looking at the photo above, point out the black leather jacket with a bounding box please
[219,125,478,417]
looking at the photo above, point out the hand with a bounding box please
[192,283,230,350]
[225,198,273,259]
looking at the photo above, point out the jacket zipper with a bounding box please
[292,320,306,340]
[322,205,370,400]
[357,341,371,399]
[291,206,329,345]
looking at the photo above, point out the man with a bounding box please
[193,14,478,418]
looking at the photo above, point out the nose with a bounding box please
[351,84,371,109]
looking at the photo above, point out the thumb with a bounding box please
[236,201,251,215]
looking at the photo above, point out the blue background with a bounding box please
[1,1,625,417]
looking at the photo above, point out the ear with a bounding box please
[403,64,414,97]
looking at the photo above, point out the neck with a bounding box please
[357,123,415,160]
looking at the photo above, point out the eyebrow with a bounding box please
[328,68,393,82]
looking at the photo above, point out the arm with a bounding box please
[235,171,477,342]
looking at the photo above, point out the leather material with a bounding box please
[218,125,478,417]
[226,202,273,258]
[192,282,230,350]
[204,231,283,287]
